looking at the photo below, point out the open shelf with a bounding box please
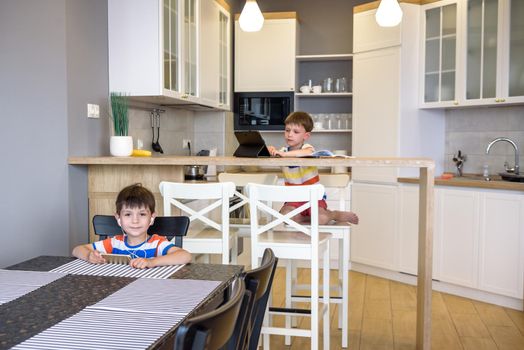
[296,53,353,61]
[296,92,353,97]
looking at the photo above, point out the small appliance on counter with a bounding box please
[184,149,210,181]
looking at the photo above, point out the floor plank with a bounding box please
[258,267,524,349]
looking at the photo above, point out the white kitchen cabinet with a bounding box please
[437,187,480,288]
[109,0,195,103]
[199,0,230,109]
[478,191,524,298]
[234,13,296,92]
[398,185,441,280]
[108,0,230,109]
[420,0,460,107]
[351,183,399,270]
[420,0,524,108]
[399,183,524,298]
[352,3,445,182]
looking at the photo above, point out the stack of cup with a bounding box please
[331,150,348,173]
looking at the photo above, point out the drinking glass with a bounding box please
[335,114,342,129]
[336,77,347,92]
[323,78,333,93]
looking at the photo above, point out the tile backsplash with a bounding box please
[127,107,228,156]
[445,105,524,176]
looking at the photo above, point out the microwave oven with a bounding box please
[234,92,294,131]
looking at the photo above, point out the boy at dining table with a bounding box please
[72,183,191,268]
[267,111,359,225]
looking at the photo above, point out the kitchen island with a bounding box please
[69,155,435,350]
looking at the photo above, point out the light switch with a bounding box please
[87,103,100,119]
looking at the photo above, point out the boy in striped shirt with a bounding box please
[72,183,191,268]
[267,111,359,225]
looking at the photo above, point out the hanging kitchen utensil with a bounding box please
[151,111,160,152]
[154,110,164,154]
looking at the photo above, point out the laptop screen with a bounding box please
[233,131,270,157]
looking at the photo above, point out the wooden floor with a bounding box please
[264,267,524,350]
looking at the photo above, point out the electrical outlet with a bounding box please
[182,139,191,149]
[87,103,100,119]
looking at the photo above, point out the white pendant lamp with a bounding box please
[239,0,264,32]
[375,0,403,27]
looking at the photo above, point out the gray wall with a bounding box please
[66,0,110,250]
[0,0,108,267]
[232,0,370,55]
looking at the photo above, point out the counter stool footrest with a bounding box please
[269,306,310,316]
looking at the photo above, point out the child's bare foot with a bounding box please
[338,211,359,225]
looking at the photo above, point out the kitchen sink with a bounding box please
[499,172,524,182]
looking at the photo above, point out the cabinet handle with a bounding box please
[500,98,506,102]
[181,94,189,99]
[453,101,459,105]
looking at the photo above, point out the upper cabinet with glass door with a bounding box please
[463,0,524,106]
[199,0,231,109]
[504,0,524,104]
[420,0,460,108]
[420,0,524,108]
[109,0,230,110]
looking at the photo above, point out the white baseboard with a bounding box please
[351,262,523,311]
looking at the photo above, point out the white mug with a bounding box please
[300,85,311,93]
[312,85,322,94]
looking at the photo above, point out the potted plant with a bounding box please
[109,92,133,156]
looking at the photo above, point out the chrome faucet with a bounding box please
[486,137,520,174]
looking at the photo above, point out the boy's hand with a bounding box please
[267,146,282,157]
[130,258,154,269]
[87,250,106,264]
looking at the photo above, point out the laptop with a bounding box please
[233,131,270,157]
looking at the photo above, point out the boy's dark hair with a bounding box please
[284,111,313,132]
[115,183,155,214]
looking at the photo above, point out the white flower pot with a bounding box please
[110,136,133,156]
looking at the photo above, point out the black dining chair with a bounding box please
[92,215,190,248]
[225,248,278,350]
[174,277,246,350]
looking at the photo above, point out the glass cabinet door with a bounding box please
[424,3,457,103]
[164,0,179,92]
[466,0,498,100]
[509,0,524,97]
[184,0,198,97]
[219,10,229,106]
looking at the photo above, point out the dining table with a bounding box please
[0,256,243,350]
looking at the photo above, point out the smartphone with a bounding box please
[101,253,131,265]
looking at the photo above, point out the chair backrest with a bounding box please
[218,173,278,214]
[245,248,278,350]
[246,183,325,235]
[175,277,246,350]
[159,181,235,230]
[92,215,189,248]
[224,248,278,350]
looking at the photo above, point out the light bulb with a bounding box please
[239,0,264,32]
[375,0,403,27]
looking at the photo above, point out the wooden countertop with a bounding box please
[398,174,524,191]
[68,155,434,168]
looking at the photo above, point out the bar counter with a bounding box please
[69,155,435,350]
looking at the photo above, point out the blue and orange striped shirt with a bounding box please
[92,234,175,258]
